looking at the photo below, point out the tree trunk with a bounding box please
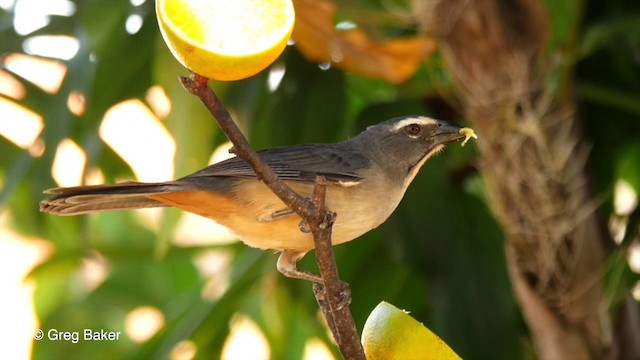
[414,1,618,358]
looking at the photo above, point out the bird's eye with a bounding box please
[404,123,422,137]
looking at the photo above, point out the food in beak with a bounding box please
[459,127,478,147]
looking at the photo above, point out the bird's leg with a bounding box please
[277,250,323,283]
[277,250,352,309]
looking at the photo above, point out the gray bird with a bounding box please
[40,116,473,282]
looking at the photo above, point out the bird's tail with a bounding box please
[40,181,191,216]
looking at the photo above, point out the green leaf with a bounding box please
[617,142,640,193]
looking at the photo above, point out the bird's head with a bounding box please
[356,116,469,187]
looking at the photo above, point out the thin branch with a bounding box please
[179,72,365,360]
[311,177,364,358]
[179,73,321,223]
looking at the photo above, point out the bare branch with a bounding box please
[179,73,321,223]
[311,176,365,359]
[179,72,365,359]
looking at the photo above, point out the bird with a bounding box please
[40,116,474,283]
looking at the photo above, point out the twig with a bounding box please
[311,176,365,358]
[179,72,365,360]
[178,73,321,223]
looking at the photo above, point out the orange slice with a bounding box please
[156,0,295,81]
[362,302,461,360]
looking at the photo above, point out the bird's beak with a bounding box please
[427,120,466,146]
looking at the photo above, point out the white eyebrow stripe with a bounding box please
[390,117,438,131]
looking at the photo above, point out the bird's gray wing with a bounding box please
[182,143,368,185]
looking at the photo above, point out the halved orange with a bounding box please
[156,0,295,81]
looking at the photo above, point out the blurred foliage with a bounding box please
[1,0,639,359]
